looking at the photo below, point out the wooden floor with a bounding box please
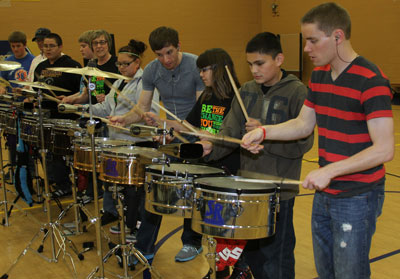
[1,105,399,279]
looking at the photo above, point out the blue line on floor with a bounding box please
[154,225,183,254]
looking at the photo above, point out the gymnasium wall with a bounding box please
[0,0,261,84]
[1,0,399,85]
[261,0,400,84]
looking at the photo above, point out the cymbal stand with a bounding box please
[86,77,107,279]
[0,121,9,226]
[101,184,162,279]
[1,89,81,279]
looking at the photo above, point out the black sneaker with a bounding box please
[229,266,252,279]
[100,212,118,226]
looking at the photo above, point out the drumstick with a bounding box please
[151,100,198,134]
[233,177,303,185]
[225,65,249,122]
[76,111,131,132]
[43,93,61,103]
[181,130,243,145]
[104,79,137,108]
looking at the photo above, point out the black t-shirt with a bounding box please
[34,55,82,96]
[89,56,118,104]
[186,91,240,175]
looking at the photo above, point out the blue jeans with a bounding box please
[312,184,385,279]
[243,198,296,279]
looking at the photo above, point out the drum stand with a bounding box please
[204,237,218,279]
[100,184,162,279]
[0,124,10,226]
[1,89,82,279]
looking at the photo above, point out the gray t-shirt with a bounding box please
[142,52,204,119]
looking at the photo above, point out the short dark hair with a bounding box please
[245,32,282,58]
[148,26,179,51]
[45,33,63,46]
[301,2,351,39]
[8,31,27,45]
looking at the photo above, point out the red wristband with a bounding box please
[258,126,266,140]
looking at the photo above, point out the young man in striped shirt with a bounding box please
[241,2,394,278]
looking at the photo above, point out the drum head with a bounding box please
[194,176,276,194]
[146,163,224,177]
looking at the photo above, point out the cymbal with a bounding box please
[0,61,21,71]
[48,66,131,80]
[0,77,11,87]
[9,80,71,92]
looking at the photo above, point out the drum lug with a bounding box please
[146,181,153,193]
[231,200,243,217]
[195,196,204,211]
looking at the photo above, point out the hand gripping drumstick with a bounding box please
[151,100,198,133]
[180,130,243,145]
[225,65,249,122]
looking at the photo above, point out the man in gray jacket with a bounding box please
[200,32,313,279]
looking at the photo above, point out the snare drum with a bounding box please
[73,137,133,172]
[145,164,225,218]
[99,146,163,186]
[52,119,78,155]
[192,176,278,240]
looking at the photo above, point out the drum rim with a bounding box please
[194,176,276,194]
[145,163,225,177]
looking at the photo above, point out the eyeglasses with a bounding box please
[198,65,216,73]
[92,40,107,46]
[43,44,58,49]
[115,60,135,67]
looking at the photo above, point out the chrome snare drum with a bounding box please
[99,146,163,186]
[192,176,278,240]
[73,137,132,172]
[145,164,225,218]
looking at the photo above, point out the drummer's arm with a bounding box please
[124,89,154,125]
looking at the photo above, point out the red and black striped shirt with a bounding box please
[304,56,393,197]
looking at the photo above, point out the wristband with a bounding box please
[258,126,266,140]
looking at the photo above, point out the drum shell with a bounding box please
[52,119,77,156]
[20,117,40,143]
[73,137,132,172]
[0,109,7,130]
[99,146,162,186]
[191,176,278,240]
[144,164,225,218]
[4,111,17,135]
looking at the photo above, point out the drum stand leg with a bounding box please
[96,185,162,279]
[32,146,44,205]
[205,236,218,279]
[1,91,81,279]
[0,127,10,226]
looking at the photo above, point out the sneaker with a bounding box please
[175,245,203,262]
[110,224,131,234]
[125,233,137,244]
[229,266,252,279]
[130,252,154,266]
[52,189,71,198]
[203,268,230,279]
[100,212,118,226]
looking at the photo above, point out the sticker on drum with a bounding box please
[192,176,278,240]
[144,163,225,218]
[73,137,133,172]
[99,146,163,186]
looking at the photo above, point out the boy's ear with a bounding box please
[275,53,284,66]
